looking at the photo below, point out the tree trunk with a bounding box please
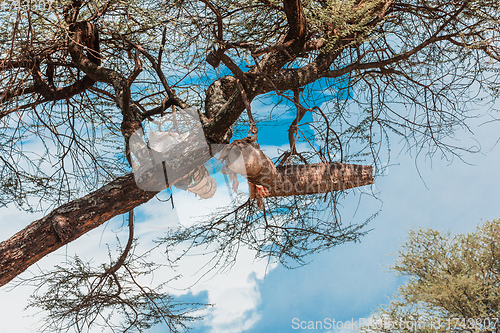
[0,162,373,287]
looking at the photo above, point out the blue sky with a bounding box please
[1,77,500,333]
[153,95,499,333]
[243,115,500,333]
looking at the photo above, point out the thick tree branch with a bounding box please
[268,163,373,197]
[283,0,307,41]
[271,30,455,91]
[204,0,314,135]
[31,64,97,102]
[265,2,465,91]
[288,88,307,154]
[0,59,34,71]
[66,21,144,161]
[0,174,156,287]
[0,85,38,106]
[0,158,373,288]
[270,51,341,90]
[323,34,456,79]
[117,34,189,110]
[200,0,223,41]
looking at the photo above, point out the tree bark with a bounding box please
[268,163,373,197]
[0,161,373,288]
[0,174,156,287]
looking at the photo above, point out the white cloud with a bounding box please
[0,170,275,333]
[0,207,45,333]
[199,260,267,333]
[173,182,243,228]
[0,204,140,333]
[135,189,277,333]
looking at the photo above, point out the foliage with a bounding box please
[304,0,387,50]
[364,219,500,332]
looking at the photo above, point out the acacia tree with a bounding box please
[0,0,499,331]
[363,219,500,333]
